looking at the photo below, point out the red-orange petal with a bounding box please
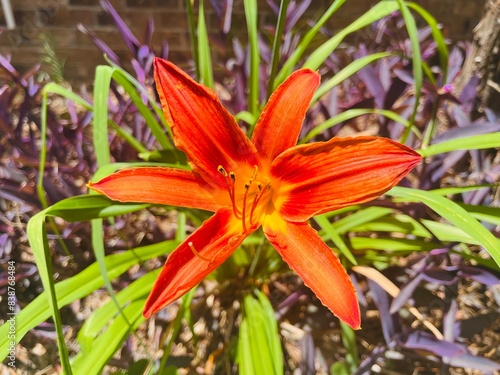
[272,136,421,222]
[154,58,259,189]
[88,167,221,212]
[263,219,360,329]
[251,69,320,167]
[143,208,249,318]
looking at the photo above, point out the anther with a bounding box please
[218,165,227,176]
[251,165,259,180]
[218,166,240,218]
[188,241,211,262]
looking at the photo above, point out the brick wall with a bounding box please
[0,0,487,83]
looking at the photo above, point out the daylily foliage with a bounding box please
[89,58,421,329]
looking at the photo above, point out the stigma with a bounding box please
[218,165,271,232]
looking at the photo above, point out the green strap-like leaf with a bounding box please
[274,0,347,88]
[301,108,421,144]
[244,0,260,132]
[301,1,399,72]
[418,132,500,157]
[78,270,160,353]
[407,2,448,81]
[237,292,283,375]
[397,0,423,144]
[314,215,357,265]
[27,210,72,373]
[311,52,393,105]
[0,239,178,361]
[197,0,214,88]
[267,0,291,98]
[388,187,500,268]
[72,300,145,374]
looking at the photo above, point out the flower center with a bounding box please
[218,165,272,232]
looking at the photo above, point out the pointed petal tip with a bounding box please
[141,209,246,321]
[142,306,153,319]
[273,136,422,221]
[264,220,361,332]
[312,282,361,330]
[344,312,361,330]
[142,298,158,319]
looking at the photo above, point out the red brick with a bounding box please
[125,0,181,9]
[1,0,490,84]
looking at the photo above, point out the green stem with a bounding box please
[421,99,440,149]
[267,0,290,99]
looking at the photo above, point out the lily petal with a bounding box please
[144,208,249,318]
[272,136,421,222]
[251,69,320,166]
[88,167,221,212]
[264,219,361,329]
[154,58,259,188]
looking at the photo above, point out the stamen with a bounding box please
[188,241,211,262]
[251,165,259,180]
[218,166,241,218]
[265,178,271,191]
[218,165,271,231]
[241,182,251,233]
[218,165,227,176]
[249,183,263,226]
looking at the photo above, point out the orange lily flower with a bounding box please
[89,58,421,329]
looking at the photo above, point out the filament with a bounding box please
[241,182,250,233]
[188,241,211,262]
[218,165,241,218]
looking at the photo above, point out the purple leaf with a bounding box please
[356,46,386,108]
[266,0,279,15]
[447,47,465,82]
[458,75,479,108]
[401,331,466,357]
[77,23,120,65]
[368,278,400,346]
[390,272,424,314]
[422,267,458,285]
[430,150,467,182]
[459,266,500,285]
[432,122,500,143]
[443,296,458,341]
[299,332,316,375]
[0,54,18,78]
[446,352,500,373]
[99,0,140,54]
[393,68,414,85]
[0,234,12,258]
[143,17,154,45]
[286,0,312,32]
